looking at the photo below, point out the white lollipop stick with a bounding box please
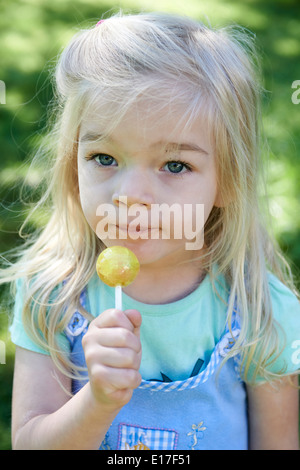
[115,285,122,310]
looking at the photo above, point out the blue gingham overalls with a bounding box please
[65,291,248,450]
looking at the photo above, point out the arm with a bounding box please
[247,375,299,450]
[12,347,120,450]
[12,308,142,450]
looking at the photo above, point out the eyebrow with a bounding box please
[79,133,208,155]
[159,142,209,155]
[79,132,106,143]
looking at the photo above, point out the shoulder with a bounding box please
[268,272,300,314]
[267,272,300,375]
[268,272,300,334]
[10,277,68,355]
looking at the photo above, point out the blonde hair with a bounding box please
[1,11,298,384]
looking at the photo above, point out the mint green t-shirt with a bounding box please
[10,271,300,382]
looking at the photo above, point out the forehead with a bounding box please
[78,96,213,152]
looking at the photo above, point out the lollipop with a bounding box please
[96,246,140,310]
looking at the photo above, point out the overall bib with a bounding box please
[65,291,248,450]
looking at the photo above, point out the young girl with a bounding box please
[3,11,300,450]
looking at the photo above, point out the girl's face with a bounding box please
[77,99,220,269]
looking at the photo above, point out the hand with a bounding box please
[82,308,142,410]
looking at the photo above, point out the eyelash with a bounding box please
[165,160,193,174]
[85,153,193,174]
[85,153,116,166]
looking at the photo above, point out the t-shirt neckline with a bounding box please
[99,272,211,316]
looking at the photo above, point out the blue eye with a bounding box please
[164,161,192,174]
[91,154,117,166]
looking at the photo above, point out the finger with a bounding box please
[95,327,141,353]
[91,309,136,332]
[124,309,142,336]
[96,345,141,369]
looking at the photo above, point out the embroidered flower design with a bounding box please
[187,421,207,449]
[218,330,240,357]
[66,312,88,337]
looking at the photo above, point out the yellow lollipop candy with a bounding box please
[96,246,140,309]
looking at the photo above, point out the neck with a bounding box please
[123,260,206,305]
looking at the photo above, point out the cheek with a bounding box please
[200,172,218,217]
[77,168,100,231]
[203,192,217,221]
[79,191,98,231]
[188,175,217,218]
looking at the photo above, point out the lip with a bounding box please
[117,225,157,233]
[113,224,161,237]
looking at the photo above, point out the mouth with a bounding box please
[115,224,160,237]
[118,224,153,233]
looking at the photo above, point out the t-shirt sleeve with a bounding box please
[9,278,70,355]
[269,273,300,375]
[251,273,300,382]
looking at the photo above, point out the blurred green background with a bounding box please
[0,0,299,450]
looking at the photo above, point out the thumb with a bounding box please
[124,309,142,334]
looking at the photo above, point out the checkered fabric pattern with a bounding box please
[118,423,178,450]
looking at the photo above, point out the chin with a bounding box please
[104,237,189,268]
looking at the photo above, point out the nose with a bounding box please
[112,168,154,209]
